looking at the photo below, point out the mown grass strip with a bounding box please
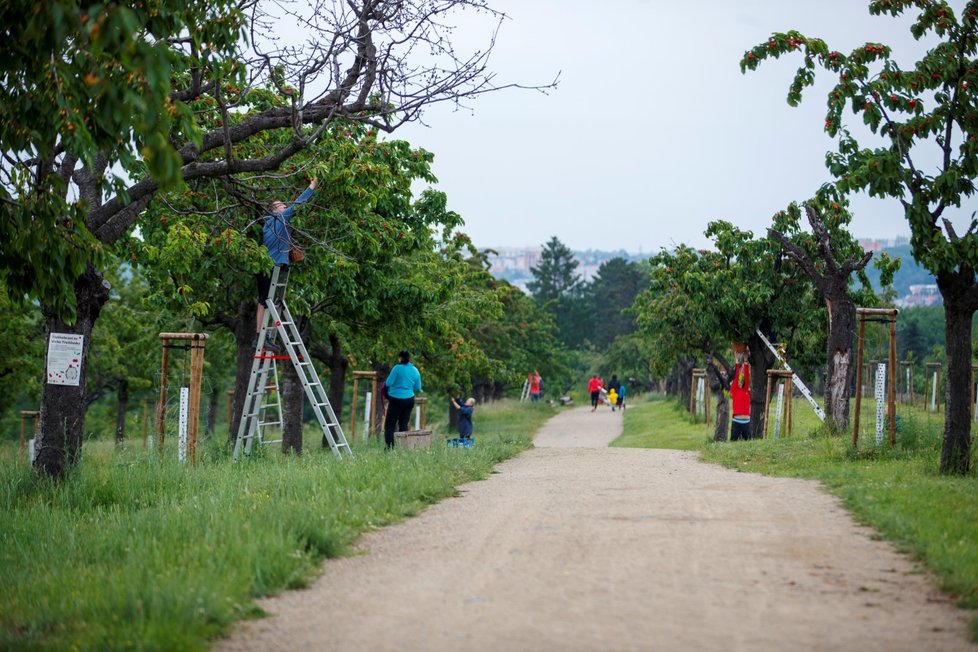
[0,400,554,651]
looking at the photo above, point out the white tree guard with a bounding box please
[364,392,372,441]
[178,387,189,463]
[875,364,886,447]
[415,401,421,430]
[773,383,785,439]
[695,378,706,417]
[931,371,939,412]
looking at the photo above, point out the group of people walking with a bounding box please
[587,374,627,412]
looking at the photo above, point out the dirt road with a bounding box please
[218,405,975,651]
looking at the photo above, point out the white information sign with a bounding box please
[46,333,84,386]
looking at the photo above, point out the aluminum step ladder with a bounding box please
[255,359,284,448]
[234,266,351,460]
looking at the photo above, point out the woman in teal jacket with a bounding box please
[383,350,422,448]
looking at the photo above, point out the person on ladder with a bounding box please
[255,177,318,352]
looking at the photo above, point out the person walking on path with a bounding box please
[607,374,621,411]
[450,396,476,442]
[256,177,318,351]
[383,351,422,448]
[617,382,627,411]
[528,371,543,402]
[587,375,603,412]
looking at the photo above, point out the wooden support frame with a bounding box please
[925,362,943,413]
[157,332,208,464]
[350,371,379,444]
[852,308,898,448]
[763,369,794,439]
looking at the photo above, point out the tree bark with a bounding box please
[824,297,856,432]
[747,331,774,440]
[228,300,257,445]
[115,377,129,444]
[938,272,976,475]
[35,267,111,477]
[707,362,729,442]
[280,317,310,455]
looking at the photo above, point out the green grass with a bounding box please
[0,399,554,651]
[616,394,978,639]
[612,394,713,451]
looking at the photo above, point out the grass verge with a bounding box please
[0,399,554,651]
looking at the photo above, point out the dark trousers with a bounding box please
[730,420,752,442]
[384,396,415,448]
[591,391,600,408]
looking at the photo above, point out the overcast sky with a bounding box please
[394,0,969,254]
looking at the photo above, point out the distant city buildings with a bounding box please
[895,284,940,308]
[857,235,910,252]
[485,246,643,291]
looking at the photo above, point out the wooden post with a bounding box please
[764,370,793,438]
[926,362,942,413]
[158,333,209,464]
[416,396,428,429]
[853,308,899,447]
[763,372,774,439]
[226,390,234,427]
[852,316,866,447]
[888,317,897,446]
[351,371,378,443]
[899,360,915,404]
[157,342,170,454]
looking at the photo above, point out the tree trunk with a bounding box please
[205,384,219,439]
[939,293,975,474]
[280,317,310,455]
[373,362,391,442]
[228,300,257,445]
[325,332,348,448]
[35,266,111,478]
[747,332,774,439]
[707,363,729,442]
[824,297,856,433]
[115,377,129,444]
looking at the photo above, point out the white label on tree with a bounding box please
[178,387,189,463]
[875,364,886,447]
[46,333,84,386]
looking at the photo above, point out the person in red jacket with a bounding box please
[587,375,603,412]
[729,357,751,441]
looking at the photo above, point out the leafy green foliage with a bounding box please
[0,0,244,319]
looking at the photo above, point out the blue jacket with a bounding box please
[385,362,422,399]
[263,187,315,264]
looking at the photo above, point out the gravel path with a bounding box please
[217,405,976,651]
